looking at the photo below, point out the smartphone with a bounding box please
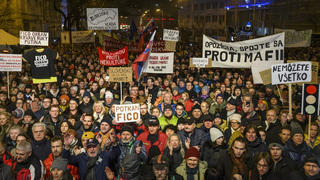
[139,141,143,146]
[246,101,250,106]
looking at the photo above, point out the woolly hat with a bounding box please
[227,97,238,106]
[177,117,185,125]
[25,84,32,89]
[83,91,91,98]
[216,93,224,100]
[121,125,134,136]
[202,86,209,92]
[24,109,35,119]
[185,147,200,159]
[230,113,242,123]
[153,154,170,169]
[266,84,275,91]
[191,104,201,112]
[210,128,224,142]
[70,86,78,92]
[194,97,202,104]
[291,127,304,136]
[268,142,284,151]
[101,116,113,128]
[59,94,70,102]
[172,86,179,92]
[163,104,173,111]
[105,91,113,99]
[304,153,320,166]
[51,157,68,172]
[148,146,161,163]
[81,131,95,141]
[123,96,133,104]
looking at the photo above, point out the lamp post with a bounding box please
[156,9,164,29]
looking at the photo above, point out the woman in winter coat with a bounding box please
[163,134,185,175]
[202,128,228,168]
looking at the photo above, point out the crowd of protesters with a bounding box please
[0,42,319,180]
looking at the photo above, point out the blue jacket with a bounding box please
[62,145,120,180]
[284,139,311,168]
[177,128,207,156]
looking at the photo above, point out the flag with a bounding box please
[132,31,157,79]
[129,19,138,41]
[138,18,155,51]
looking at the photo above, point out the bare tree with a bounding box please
[0,1,13,26]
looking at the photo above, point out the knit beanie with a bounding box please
[121,125,134,136]
[51,157,68,172]
[81,131,95,141]
[185,147,200,159]
[210,128,224,142]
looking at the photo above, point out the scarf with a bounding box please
[85,154,99,180]
[186,164,199,180]
[230,153,247,177]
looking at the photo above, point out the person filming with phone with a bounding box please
[239,94,262,127]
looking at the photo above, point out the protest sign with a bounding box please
[259,69,272,85]
[60,31,70,44]
[163,29,179,41]
[189,58,212,68]
[71,30,95,43]
[203,33,285,68]
[287,60,318,84]
[115,104,140,123]
[142,52,174,74]
[87,8,119,30]
[98,47,128,66]
[0,54,22,72]
[271,62,312,85]
[274,29,312,47]
[109,67,132,82]
[103,36,166,52]
[20,31,49,46]
[164,41,176,51]
[252,61,281,84]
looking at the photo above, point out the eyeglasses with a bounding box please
[257,163,269,169]
[305,164,319,169]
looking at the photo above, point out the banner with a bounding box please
[252,61,282,84]
[71,30,95,43]
[189,58,212,68]
[20,31,49,46]
[115,104,140,123]
[288,60,318,84]
[203,33,285,68]
[98,47,128,66]
[271,62,312,85]
[142,52,174,74]
[109,67,132,82]
[87,8,119,30]
[274,29,312,47]
[103,36,166,52]
[163,29,179,41]
[0,54,22,72]
[60,31,70,44]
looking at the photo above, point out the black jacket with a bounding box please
[13,154,45,180]
[246,138,268,169]
[177,128,207,156]
[288,169,320,180]
[163,146,184,175]
[0,163,14,180]
[31,138,52,162]
[202,140,228,168]
[270,156,297,179]
[244,167,280,180]
[263,119,282,145]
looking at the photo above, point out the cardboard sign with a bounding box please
[20,31,49,46]
[274,29,312,47]
[115,104,140,123]
[109,67,132,82]
[87,8,119,30]
[203,33,285,68]
[142,52,174,74]
[288,60,318,85]
[271,62,312,85]
[61,31,70,44]
[189,58,212,68]
[71,30,95,43]
[252,61,282,84]
[163,29,179,41]
[0,54,22,72]
[98,47,128,66]
[259,69,272,85]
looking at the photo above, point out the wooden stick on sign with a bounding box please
[308,115,312,141]
[289,83,292,114]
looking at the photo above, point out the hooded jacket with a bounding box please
[176,159,207,180]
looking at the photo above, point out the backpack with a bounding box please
[13,162,31,180]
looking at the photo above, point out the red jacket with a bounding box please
[137,131,168,155]
[185,100,194,112]
[43,153,79,180]
[2,150,13,166]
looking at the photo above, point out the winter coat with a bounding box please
[0,163,14,180]
[177,128,207,156]
[263,119,282,145]
[1,150,13,166]
[209,100,227,115]
[163,146,184,175]
[43,114,64,136]
[176,159,207,180]
[246,137,268,169]
[270,156,297,179]
[137,131,168,155]
[118,138,147,167]
[245,167,280,180]
[76,123,99,139]
[287,169,320,180]
[202,140,227,168]
[304,134,320,148]
[158,115,178,130]
[43,153,79,179]
[284,139,311,168]
[31,138,52,162]
[62,145,120,180]
[119,154,141,180]
[12,154,46,180]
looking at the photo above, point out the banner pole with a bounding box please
[289,83,292,114]
[308,115,311,140]
[120,82,122,103]
[7,71,10,98]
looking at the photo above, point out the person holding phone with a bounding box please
[239,95,261,127]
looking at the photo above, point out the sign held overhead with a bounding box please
[20,31,49,46]
[163,29,179,41]
[271,62,312,85]
[115,104,140,123]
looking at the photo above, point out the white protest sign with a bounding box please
[251,61,282,84]
[203,33,285,68]
[274,29,312,47]
[0,54,22,72]
[271,62,312,85]
[71,30,95,43]
[115,104,140,123]
[192,58,208,68]
[87,8,119,30]
[142,52,174,74]
[163,29,179,41]
[20,31,49,46]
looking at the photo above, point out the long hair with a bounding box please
[227,136,249,160]
[165,133,185,158]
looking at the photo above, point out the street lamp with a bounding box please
[156,9,164,29]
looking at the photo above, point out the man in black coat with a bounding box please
[263,109,282,145]
[288,153,320,180]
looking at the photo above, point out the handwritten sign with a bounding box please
[109,67,132,82]
[288,60,318,85]
[163,29,179,41]
[0,54,22,72]
[271,62,312,85]
[20,31,49,46]
[115,104,140,123]
[189,58,212,68]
